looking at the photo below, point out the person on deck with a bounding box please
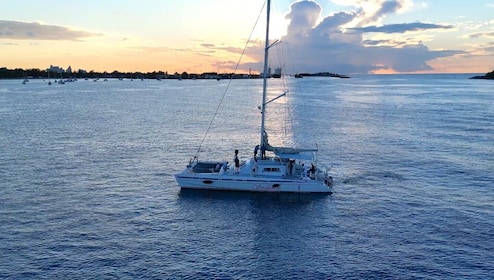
[254,145,259,159]
[252,160,258,176]
[288,160,294,175]
[219,162,228,175]
[310,163,316,178]
[302,163,309,179]
[234,149,240,174]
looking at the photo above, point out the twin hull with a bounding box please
[175,173,332,193]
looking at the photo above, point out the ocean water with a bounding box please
[0,75,493,279]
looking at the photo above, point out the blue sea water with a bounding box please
[0,75,493,279]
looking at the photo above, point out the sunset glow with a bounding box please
[1,0,494,74]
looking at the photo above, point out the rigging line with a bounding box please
[193,1,267,159]
[278,43,292,142]
[269,41,291,143]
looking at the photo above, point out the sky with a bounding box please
[1,0,494,74]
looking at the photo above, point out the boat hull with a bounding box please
[175,173,332,193]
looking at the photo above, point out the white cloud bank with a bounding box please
[240,0,465,74]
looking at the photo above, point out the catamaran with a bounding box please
[174,0,333,193]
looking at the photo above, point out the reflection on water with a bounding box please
[1,75,493,279]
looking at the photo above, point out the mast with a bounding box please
[260,0,271,152]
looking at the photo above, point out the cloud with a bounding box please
[331,0,414,26]
[200,43,216,48]
[0,20,102,41]
[350,22,454,34]
[1,42,19,46]
[363,38,407,47]
[468,31,494,39]
[358,0,408,25]
[472,41,494,53]
[237,0,462,73]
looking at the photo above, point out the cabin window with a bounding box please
[263,167,280,172]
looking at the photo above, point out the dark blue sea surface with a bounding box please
[0,75,493,279]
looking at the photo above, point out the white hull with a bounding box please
[175,173,331,193]
[175,158,333,194]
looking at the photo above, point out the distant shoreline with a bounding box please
[0,67,350,80]
[469,70,494,80]
[2,66,491,80]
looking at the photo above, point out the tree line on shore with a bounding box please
[0,67,261,80]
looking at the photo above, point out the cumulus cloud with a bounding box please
[331,0,414,26]
[0,20,102,41]
[239,0,461,73]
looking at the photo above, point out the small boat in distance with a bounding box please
[174,0,333,193]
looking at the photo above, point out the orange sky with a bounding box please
[1,0,493,74]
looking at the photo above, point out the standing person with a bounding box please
[254,145,259,159]
[252,158,258,176]
[302,163,309,179]
[310,163,316,178]
[288,160,294,175]
[234,149,240,174]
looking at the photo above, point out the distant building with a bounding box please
[66,66,72,73]
[264,67,272,78]
[272,67,282,78]
[201,72,219,79]
[264,67,282,78]
[48,65,64,74]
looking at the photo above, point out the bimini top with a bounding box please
[271,146,318,160]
